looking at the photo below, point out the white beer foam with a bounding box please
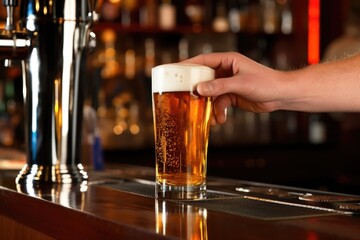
[152,63,215,93]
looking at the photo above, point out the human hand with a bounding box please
[182,52,287,125]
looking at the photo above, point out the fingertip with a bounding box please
[210,116,217,127]
[210,106,228,126]
[216,113,227,125]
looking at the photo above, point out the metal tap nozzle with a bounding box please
[2,0,18,31]
[0,0,30,66]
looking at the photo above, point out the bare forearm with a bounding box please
[280,54,360,112]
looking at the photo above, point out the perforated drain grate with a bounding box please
[97,181,343,220]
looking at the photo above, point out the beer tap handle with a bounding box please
[2,0,18,31]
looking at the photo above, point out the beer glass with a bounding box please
[152,63,214,199]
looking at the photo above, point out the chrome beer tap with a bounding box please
[0,0,98,185]
[0,0,30,62]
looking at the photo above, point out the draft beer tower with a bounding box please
[0,0,98,185]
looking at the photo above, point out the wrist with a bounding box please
[276,68,314,112]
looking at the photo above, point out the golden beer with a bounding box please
[154,91,212,184]
[152,63,214,199]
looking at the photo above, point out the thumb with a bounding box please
[197,78,233,97]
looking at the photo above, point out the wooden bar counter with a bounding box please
[1,164,360,240]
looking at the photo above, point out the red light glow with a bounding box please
[308,0,320,64]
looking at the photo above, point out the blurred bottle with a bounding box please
[228,0,241,33]
[178,38,189,61]
[278,0,293,34]
[83,105,104,170]
[238,0,250,31]
[185,0,204,32]
[309,114,326,144]
[159,0,176,30]
[262,0,279,34]
[121,0,139,26]
[213,1,230,32]
[144,38,156,79]
[100,29,121,81]
[140,0,157,27]
[247,0,262,33]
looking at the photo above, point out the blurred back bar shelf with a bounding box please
[2,0,360,194]
[89,0,307,150]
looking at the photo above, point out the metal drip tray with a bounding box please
[94,180,353,221]
[187,197,338,221]
[92,180,238,200]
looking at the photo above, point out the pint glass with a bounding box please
[152,63,214,199]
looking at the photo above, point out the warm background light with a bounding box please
[308,0,321,65]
